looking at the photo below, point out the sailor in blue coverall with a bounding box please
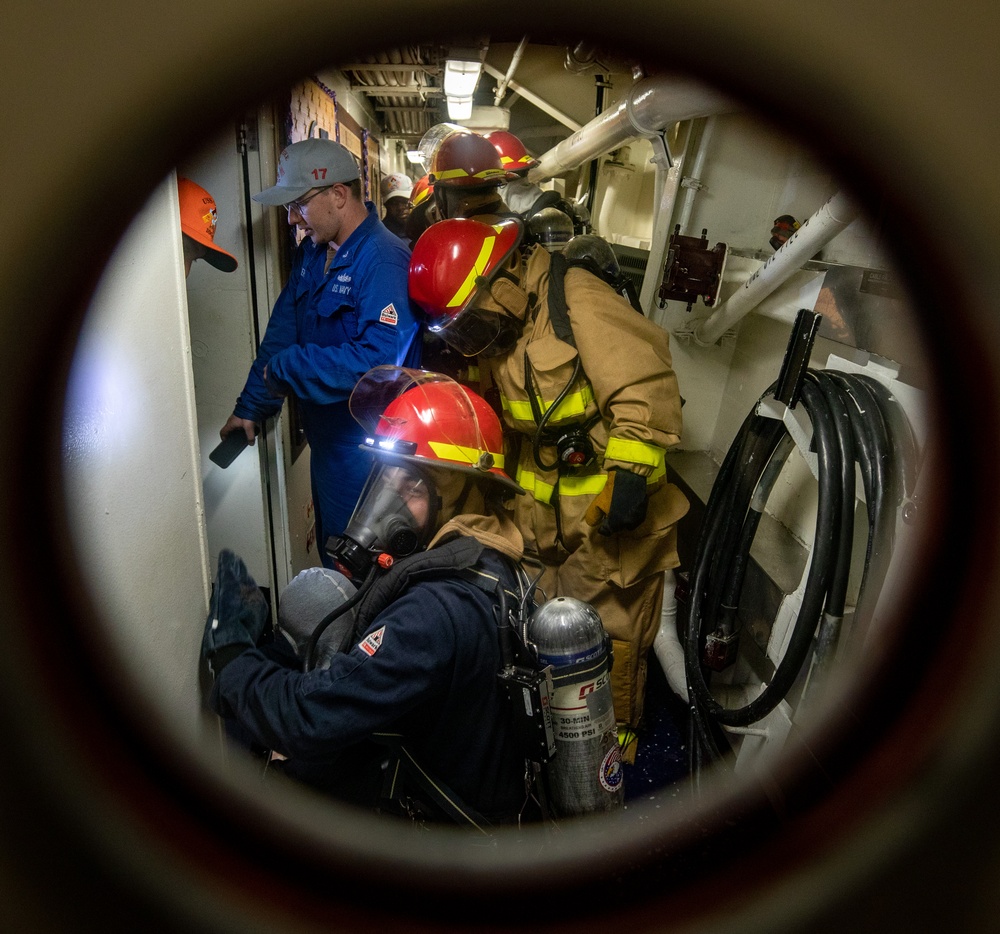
[220,139,422,564]
[205,370,531,826]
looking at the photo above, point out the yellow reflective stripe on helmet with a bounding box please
[433,167,473,182]
[447,236,495,308]
[604,438,666,469]
[428,441,504,470]
[435,167,507,182]
[500,383,594,424]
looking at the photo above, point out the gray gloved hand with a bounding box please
[201,549,269,675]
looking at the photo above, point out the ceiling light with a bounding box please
[443,56,483,99]
[446,95,474,121]
[405,150,423,164]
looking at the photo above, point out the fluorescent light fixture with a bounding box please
[405,149,423,164]
[446,95,474,121]
[443,58,482,99]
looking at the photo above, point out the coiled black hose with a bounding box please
[684,368,914,759]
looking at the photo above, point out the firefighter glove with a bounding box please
[201,549,269,676]
[584,467,648,536]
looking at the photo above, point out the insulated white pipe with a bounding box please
[527,75,734,183]
[692,190,861,346]
[482,63,581,133]
[640,134,686,317]
[653,569,689,701]
[674,115,717,236]
[493,36,529,106]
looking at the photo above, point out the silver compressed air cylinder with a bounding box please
[276,566,358,669]
[528,596,624,815]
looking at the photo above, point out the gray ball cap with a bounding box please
[253,138,361,205]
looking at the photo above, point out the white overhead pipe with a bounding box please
[493,36,529,106]
[640,131,689,317]
[692,190,861,346]
[527,75,735,184]
[674,115,718,236]
[482,63,582,133]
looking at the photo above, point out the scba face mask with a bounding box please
[327,464,439,580]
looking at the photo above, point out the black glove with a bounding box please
[584,467,648,536]
[201,549,269,675]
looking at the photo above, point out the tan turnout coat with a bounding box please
[482,247,690,733]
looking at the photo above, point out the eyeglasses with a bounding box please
[284,187,329,214]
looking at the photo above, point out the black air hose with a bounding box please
[684,368,911,747]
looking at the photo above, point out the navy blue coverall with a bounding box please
[210,547,527,824]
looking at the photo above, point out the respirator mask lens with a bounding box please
[329,464,435,578]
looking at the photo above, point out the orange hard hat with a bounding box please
[177,177,238,272]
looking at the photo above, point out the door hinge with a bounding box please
[237,118,259,155]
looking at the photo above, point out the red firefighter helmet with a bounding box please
[429,131,507,188]
[410,174,435,208]
[485,130,538,175]
[409,217,524,356]
[350,367,521,494]
[410,217,522,320]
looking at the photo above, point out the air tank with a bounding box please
[528,596,623,815]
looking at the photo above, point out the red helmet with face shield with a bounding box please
[429,131,508,188]
[409,217,523,356]
[484,130,538,175]
[350,367,521,495]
